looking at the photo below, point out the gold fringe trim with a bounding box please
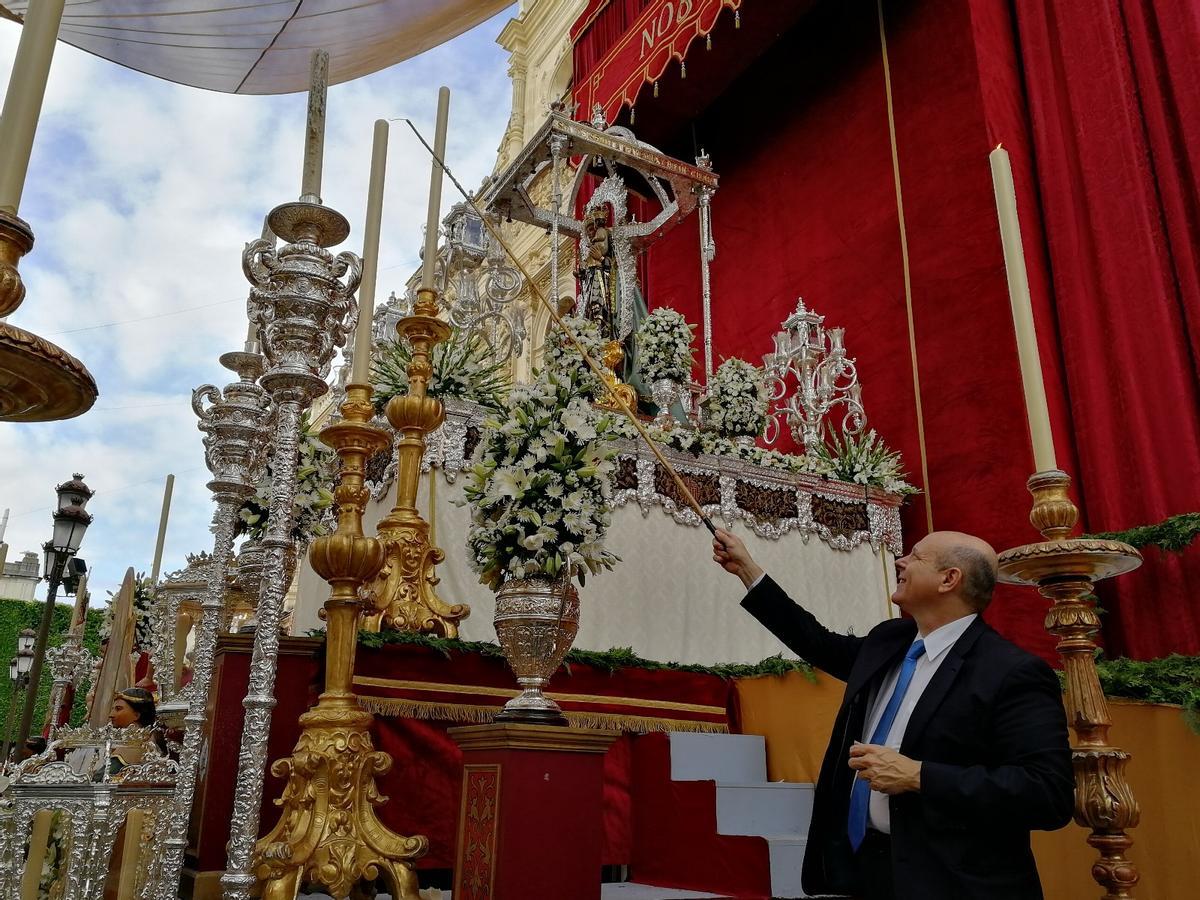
[358,696,729,734]
[352,675,727,714]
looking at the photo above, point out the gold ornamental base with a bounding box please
[254,385,426,899]
[255,702,427,899]
[0,212,97,421]
[998,469,1143,899]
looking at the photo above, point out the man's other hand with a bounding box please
[712,528,765,588]
[848,743,922,794]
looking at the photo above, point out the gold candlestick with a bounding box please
[368,287,470,635]
[998,469,1143,899]
[253,383,427,900]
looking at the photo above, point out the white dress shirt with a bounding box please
[742,574,977,831]
[860,614,977,832]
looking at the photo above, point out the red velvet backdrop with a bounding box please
[572,0,1200,660]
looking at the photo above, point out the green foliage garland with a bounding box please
[351,630,1200,733]
[1085,512,1200,553]
[1088,654,1200,733]
[356,628,815,681]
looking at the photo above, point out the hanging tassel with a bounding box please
[653,80,659,97]
[735,10,741,28]
[630,106,636,125]
[680,60,687,79]
[706,33,712,50]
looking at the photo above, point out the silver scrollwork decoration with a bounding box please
[221,199,360,900]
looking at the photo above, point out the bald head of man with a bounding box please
[892,531,1000,621]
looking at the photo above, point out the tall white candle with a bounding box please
[0,0,67,213]
[989,146,1058,472]
[351,119,389,385]
[420,87,452,291]
[300,49,330,204]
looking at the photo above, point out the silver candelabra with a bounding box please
[154,341,272,899]
[761,297,866,454]
[220,198,360,900]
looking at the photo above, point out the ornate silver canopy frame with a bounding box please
[483,107,719,373]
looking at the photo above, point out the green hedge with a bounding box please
[0,597,106,740]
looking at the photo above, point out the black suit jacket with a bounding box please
[743,576,1074,900]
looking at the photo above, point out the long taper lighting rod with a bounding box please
[398,118,716,535]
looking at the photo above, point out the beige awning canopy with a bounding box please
[0,1,511,95]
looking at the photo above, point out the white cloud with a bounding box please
[0,8,514,602]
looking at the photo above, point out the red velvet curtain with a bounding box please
[616,0,1200,660]
[988,0,1200,658]
[573,0,655,81]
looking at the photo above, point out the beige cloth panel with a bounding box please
[295,472,897,665]
[0,1,511,95]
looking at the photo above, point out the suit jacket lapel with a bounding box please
[901,616,988,755]
[846,619,917,701]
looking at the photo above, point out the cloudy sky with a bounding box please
[0,8,514,604]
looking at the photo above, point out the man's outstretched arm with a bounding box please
[714,528,863,681]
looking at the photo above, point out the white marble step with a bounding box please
[668,732,766,784]
[763,834,809,899]
[716,782,815,836]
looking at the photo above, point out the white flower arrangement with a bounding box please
[636,307,696,384]
[372,325,510,413]
[542,315,607,400]
[462,368,620,591]
[100,571,156,651]
[607,415,915,492]
[702,358,769,438]
[815,428,918,495]
[236,422,336,545]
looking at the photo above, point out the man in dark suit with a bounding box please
[712,528,1074,900]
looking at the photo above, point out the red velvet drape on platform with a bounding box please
[574,0,1200,660]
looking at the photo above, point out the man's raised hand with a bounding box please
[712,528,764,588]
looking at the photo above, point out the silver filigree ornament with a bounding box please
[0,725,177,900]
[153,341,273,900]
[762,298,867,454]
[221,199,361,900]
[45,638,95,737]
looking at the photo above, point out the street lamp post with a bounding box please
[1,629,35,762]
[15,474,92,751]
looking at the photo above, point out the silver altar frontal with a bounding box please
[0,726,177,900]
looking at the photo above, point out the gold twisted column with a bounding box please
[369,287,470,636]
[998,470,1143,900]
[254,384,428,900]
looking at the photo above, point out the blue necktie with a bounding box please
[848,639,926,851]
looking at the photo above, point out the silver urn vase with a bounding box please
[234,538,297,632]
[493,575,581,725]
[650,377,683,428]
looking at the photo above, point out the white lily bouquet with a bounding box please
[702,357,769,439]
[463,368,620,591]
[371,324,509,413]
[542,314,607,400]
[637,307,696,384]
[816,428,918,494]
[236,422,337,545]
